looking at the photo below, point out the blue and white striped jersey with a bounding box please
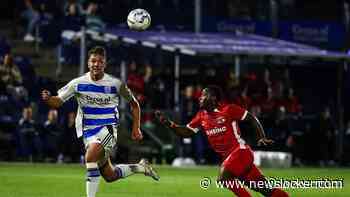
[57,72,133,138]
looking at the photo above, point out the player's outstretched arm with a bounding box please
[129,97,143,141]
[155,110,194,138]
[243,112,274,146]
[41,89,63,109]
[120,83,143,141]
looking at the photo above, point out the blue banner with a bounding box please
[279,21,346,49]
[202,17,273,37]
[100,28,349,58]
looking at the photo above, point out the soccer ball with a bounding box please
[127,9,151,31]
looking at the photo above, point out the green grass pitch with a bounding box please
[0,162,348,197]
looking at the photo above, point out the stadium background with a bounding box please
[0,0,349,196]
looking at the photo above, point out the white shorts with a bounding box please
[83,124,118,166]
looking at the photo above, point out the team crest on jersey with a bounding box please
[104,86,112,93]
[216,117,226,124]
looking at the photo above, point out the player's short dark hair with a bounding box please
[88,46,106,58]
[206,85,224,101]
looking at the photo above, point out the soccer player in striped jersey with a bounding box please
[156,86,288,197]
[41,46,159,197]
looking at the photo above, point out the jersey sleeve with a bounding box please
[57,79,77,102]
[186,112,202,133]
[114,77,134,102]
[227,104,248,121]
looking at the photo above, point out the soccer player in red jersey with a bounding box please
[155,86,288,197]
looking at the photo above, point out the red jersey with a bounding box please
[187,104,248,159]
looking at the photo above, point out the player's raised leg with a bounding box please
[220,146,288,197]
[241,164,289,197]
[218,167,252,197]
[99,158,160,182]
[85,143,104,197]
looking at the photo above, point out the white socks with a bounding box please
[86,162,100,197]
[114,164,145,178]
[85,162,146,197]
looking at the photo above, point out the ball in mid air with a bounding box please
[127,9,151,31]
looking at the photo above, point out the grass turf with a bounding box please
[0,162,348,197]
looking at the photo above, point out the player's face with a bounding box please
[199,88,211,109]
[88,54,106,76]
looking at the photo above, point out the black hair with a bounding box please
[206,85,224,102]
[88,46,106,57]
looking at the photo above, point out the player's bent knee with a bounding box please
[85,143,104,163]
[218,166,235,182]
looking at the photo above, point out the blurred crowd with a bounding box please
[0,0,348,166]
[15,0,195,44]
[14,107,83,163]
[169,67,340,167]
[0,38,84,162]
[13,0,343,43]
[109,57,342,167]
[17,0,107,43]
[0,39,346,166]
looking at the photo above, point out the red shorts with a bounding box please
[222,145,254,177]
